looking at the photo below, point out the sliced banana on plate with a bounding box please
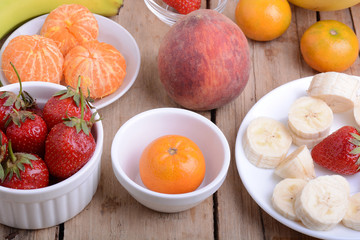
[288,96,333,139]
[243,117,292,168]
[289,129,327,149]
[342,192,360,231]
[272,178,308,221]
[307,72,360,113]
[275,145,316,180]
[295,175,350,231]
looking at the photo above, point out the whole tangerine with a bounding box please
[63,40,126,99]
[139,135,206,194]
[40,4,99,56]
[300,20,359,72]
[235,0,292,41]
[1,35,63,84]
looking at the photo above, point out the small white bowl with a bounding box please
[144,0,228,26]
[111,108,230,213]
[0,82,104,229]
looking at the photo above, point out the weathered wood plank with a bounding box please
[62,0,214,239]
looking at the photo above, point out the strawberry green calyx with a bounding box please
[349,131,360,170]
[0,62,37,110]
[54,76,94,109]
[63,85,101,135]
[1,141,38,182]
[4,110,35,128]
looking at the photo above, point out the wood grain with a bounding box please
[0,1,360,239]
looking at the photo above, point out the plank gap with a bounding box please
[349,8,357,34]
[211,109,216,124]
[59,223,64,240]
[212,192,219,240]
[316,11,320,21]
[206,0,210,9]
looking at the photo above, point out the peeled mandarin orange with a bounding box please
[139,135,206,194]
[300,20,359,72]
[1,35,63,84]
[40,4,99,56]
[235,0,292,41]
[63,40,126,99]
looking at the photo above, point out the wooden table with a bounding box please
[1,1,360,239]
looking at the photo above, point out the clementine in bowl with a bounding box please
[300,20,359,72]
[63,40,127,99]
[1,35,63,84]
[139,135,206,194]
[40,4,99,56]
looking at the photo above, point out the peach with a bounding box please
[158,9,251,111]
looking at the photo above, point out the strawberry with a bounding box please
[311,126,360,175]
[43,79,92,130]
[44,89,98,179]
[5,110,48,157]
[1,141,49,189]
[0,130,8,181]
[163,0,201,14]
[0,63,39,131]
[0,91,21,131]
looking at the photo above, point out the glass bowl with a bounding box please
[144,0,228,26]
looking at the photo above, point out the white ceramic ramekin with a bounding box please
[111,107,230,213]
[0,82,104,229]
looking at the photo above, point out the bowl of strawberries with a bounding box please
[144,0,228,26]
[0,79,104,229]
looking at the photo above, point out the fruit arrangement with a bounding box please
[243,71,360,231]
[0,67,99,189]
[1,4,127,99]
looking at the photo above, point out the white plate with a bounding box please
[235,76,360,240]
[0,14,141,109]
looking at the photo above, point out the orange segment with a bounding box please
[1,35,63,84]
[40,4,99,56]
[63,40,126,99]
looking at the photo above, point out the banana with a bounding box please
[272,178,308,221]
[242,117,292,169]
[0,0,123,40]
[288,128,327,149]
[307,72,360,113]
[275,145,316,180]
[288,96,333,139]
[295,175,350,231]
[288,0,360,11]
[342,193,360,231]
[353,98,360,128]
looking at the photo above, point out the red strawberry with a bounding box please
[163,0,201,14]
[5,110,48,157]
[311,126,360,175]
[45,89,98,179]
[0,63,40,131]
[0,91,21,131]
[1,141,49,189]
[43,82,92,130]
[0,130,8,180]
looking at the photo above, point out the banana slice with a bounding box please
[307,72,360,113]
[353,98,360,128]
[288,127,327,149]
[288,96,333,139]
[272,178,308,221]
[342,193,360,231]
[275,145,316,180]
[243,117,292,168]
[295,175,350,231]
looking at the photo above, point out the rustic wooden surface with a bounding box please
[1,0,360,239]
